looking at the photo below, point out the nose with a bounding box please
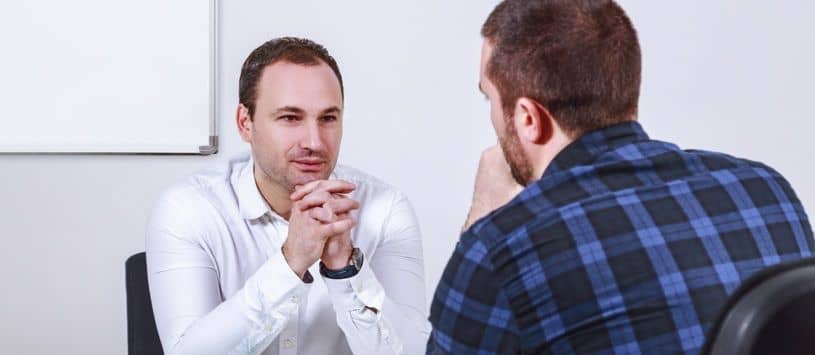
[300,120,325,153]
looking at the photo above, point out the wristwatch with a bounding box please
[320,247,364,279]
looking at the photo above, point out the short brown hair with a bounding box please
[482,0,641,137]
[239,37,343,118]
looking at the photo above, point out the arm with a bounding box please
[426,235,520,354]
[145,194,310,355]
[463,146,523,231]
[322,191,430,354]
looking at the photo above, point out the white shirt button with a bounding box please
[290,295,300,304]
[283,338,295,348]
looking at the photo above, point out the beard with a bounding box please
[258,148,334,193]
[499,119,535,186]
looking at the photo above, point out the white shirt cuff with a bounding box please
[322,261,385,313]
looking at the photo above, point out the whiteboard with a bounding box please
[0,0,217,154]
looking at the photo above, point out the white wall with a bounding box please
[1,1,813,354]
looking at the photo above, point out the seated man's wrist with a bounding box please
[321,252,352,270]
[320,248,363,279]
[281,245,313,282]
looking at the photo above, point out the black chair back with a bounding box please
[126,252,164,355]
[703,257,815,355]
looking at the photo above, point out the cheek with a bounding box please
[253,124,293,155]
[489,102,505,134]
[322,128,343,150]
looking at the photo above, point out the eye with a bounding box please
[279,115,299,122]
[320,115,338,122]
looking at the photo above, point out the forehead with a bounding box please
[481,41,495,69]
[255,61,343,112]
[480,40,496,88]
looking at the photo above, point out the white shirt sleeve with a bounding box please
[145,193,310,355]
[322,191,431,355]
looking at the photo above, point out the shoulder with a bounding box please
[147,153,249,239]
[687,149,777,174]
[158,152,248,204]
[686,149,802,202]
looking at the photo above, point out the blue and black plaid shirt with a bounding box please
[428,122,814,354]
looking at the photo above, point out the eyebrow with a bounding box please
[271,105,341,117]
[320,106,341,115]
[273,106,306,115]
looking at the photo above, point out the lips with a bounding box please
[292,159,326,172]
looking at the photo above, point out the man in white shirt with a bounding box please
[146,37,429,355]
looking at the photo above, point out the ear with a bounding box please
[236,104,253,143]
[513,97,554,145]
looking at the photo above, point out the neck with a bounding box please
[253,164,294,220]
[532,129,574,180]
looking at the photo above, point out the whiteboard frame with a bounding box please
[0,0,219,156]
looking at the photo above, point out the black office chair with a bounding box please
[126,252,164,355]
[703,257,815,355]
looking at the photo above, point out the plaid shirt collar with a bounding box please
[543,121,651,179]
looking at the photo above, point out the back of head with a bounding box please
[482,0,642,138]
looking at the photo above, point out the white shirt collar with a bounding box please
[236,155,272,220]
[236,155,339,221]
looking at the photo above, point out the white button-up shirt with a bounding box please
[145,152,429,355]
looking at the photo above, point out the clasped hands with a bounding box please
[282,180,359,279]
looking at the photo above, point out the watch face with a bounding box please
[351,248,363,270]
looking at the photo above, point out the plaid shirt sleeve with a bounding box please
[427,230,521,354]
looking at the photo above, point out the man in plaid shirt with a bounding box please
[428,0,814,354]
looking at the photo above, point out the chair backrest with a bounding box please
[703,257,815,355]
[126,252,164,355]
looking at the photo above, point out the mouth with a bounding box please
[291,159,326,172]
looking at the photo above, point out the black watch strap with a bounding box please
[320,248,363,279]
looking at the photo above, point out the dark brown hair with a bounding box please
[482,0,641,137]
[239,37,343,118]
